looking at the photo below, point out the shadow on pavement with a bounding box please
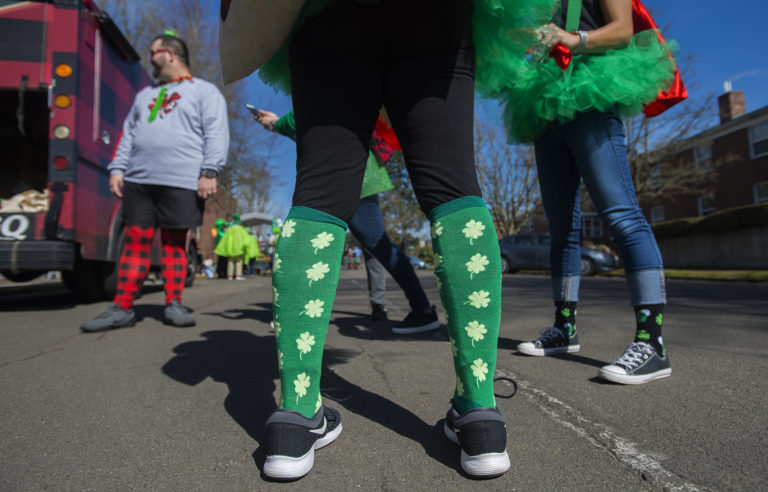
[161,329,457,478]
[331,311,448,342]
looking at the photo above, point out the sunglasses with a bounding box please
[150,48,175,57]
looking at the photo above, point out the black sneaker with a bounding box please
[263,406,342,480]
[163,299,196,327]
[444,405,510,477]
[370,303,388,322]
[80,304,136,333]
[392,305,440,334]
[598,341,671,384]
[517,326,580,356]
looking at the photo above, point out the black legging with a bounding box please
[289,0,481,222]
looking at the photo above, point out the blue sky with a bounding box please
[238,0,768,214]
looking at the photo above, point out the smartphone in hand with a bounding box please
[245,104,260,116]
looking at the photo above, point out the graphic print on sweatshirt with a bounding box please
[148,92,182,120]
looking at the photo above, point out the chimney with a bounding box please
[718,90,746,124]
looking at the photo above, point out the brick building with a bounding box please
[641,91,768,223]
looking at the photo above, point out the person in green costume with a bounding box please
[502,0,675,385]
[253,108,440,333]
[213,218,228,278]
[235,0,529,481]
[214,212,251,280]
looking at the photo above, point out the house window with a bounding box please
[750,121,768,158]
[650,165,662,189]
[755,182,768,204]
[650,206,665,223]
[582,212,603,238]
[694,144,713,173]
[697,195,716,216]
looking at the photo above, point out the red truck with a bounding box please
[0,0,198,299]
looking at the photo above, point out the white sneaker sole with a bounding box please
[517,342,580,356]
[263,423,342,480]
[392,319,440,334]
[597,366,671,385]
[443,421,510,477]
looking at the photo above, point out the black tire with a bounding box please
[184,241,198,288]
[62,257,107,302]
[580,257,595,276]
[500,256,515,274]
[101,230,126,300]
[1,271,45,283]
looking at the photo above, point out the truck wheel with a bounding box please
[62,258,107,302]
[1,271,45,282]
[101,230,126,301]
[184,241,198,288]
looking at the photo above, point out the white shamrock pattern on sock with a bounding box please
[471,358,488,387]
[462,220,485,245]
[432,221,443,238]
[306,262,329,286]
[296,332,315,359]
[466,290,490,308]
[281,219,296,238]
[466,254,489,279]
[294,372,310,404]
[301,299,324,318]
[464,321,487,347]
[311,232,334,254]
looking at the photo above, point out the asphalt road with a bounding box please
[0,271,766,491]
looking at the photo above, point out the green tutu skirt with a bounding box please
[258,0,677,144]
[499,30,678,143]
[214,224,252,258]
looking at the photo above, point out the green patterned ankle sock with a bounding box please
[429,196,501,414]
[272,207,346,418]
[554,301,577,337]
[634,303,665,356]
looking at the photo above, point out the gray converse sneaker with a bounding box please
[81,304,136,333]
[517,326,580,356]
[598,341,671,384]
[163,299,196,327]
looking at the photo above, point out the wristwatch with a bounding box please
[201,169,218,179]
[572,30,588,51]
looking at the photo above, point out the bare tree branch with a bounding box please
[474,116,541,237]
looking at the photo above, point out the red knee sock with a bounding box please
[161,228,188,305]
[113,225,155,310]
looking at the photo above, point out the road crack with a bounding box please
[495,367,709,492]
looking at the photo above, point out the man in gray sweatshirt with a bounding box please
[81,32,229,332]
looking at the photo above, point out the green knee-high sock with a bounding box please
[429,196,501,414]
[272,207,346,418]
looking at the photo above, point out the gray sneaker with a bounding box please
[517,326,580,356]
[598,341,671,384]
[81,304,136,333]
[163,299,196,327]
[444,404,510,477]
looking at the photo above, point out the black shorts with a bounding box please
[122,180,204,229]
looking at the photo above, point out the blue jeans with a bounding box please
[348,194,431,312]
[534,109,666,306]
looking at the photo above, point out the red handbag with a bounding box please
[631,0,688,117]
[550,0,687,117]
